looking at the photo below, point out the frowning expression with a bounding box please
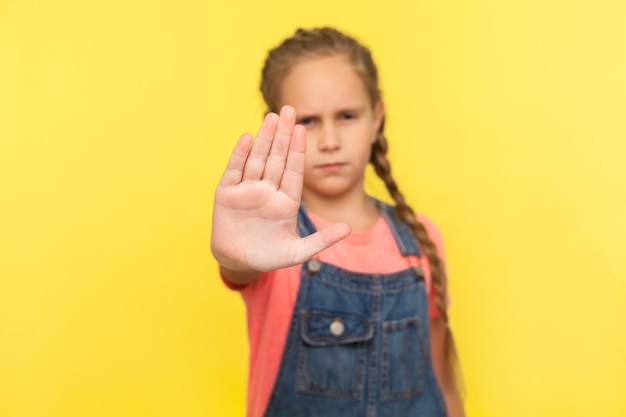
[278,54,384,201]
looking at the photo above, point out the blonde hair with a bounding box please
[261,27,460,378]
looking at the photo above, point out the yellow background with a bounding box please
[1,0,625,416]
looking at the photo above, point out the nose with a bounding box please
[318,122,341,152]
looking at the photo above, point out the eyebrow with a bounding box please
[337,106,367,114]
[296,106,368,119]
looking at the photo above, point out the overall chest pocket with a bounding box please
[381,317,426,401]
[295,310,374,400]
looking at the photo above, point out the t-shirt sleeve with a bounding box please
[417,214,451,319]
[417,214,447,264]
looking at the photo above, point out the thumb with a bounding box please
[291,222,351,264]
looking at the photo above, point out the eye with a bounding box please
[340,112,356,121]
[298,117,316,127]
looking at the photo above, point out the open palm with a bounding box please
[211,106,350,277]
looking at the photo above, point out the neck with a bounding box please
[302,189,380,232]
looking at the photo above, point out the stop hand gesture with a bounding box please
[211,106,351,284]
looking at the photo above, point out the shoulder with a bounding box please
[416,214,443,240]
[374,198,444,243]
[416,214,446,260]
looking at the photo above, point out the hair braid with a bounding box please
[371,131,462,382]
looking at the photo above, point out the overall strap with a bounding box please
[297,205,317,237]
[372,199,422,257]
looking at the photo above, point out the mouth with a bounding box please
[316,162,347,171]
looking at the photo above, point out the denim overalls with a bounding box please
[263,200,447,417]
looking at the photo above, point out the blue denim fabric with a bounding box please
[263,200,447,417]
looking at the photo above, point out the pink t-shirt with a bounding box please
[223,213,446,417]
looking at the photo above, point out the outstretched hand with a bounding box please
[211,106,351,283]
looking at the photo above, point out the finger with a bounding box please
[279,123,306,202]
[291,223,352,264]
[262,106,297,186]
[242,112,279,181]
[219,132,253,186]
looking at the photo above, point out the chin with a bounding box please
[304,179,358,199]
[308,187,352,199]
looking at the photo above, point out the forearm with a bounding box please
[219,264,263,286]
[430,316,466,417]
[442,383,465,417]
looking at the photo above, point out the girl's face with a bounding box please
[278,54,384,202]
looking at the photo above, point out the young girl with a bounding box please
[212,27,465,417]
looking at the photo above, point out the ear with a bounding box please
[372,100,385,142]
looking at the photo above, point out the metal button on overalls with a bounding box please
[414,265,425,280]
[307,259,322,273]
[329,318,345,337]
